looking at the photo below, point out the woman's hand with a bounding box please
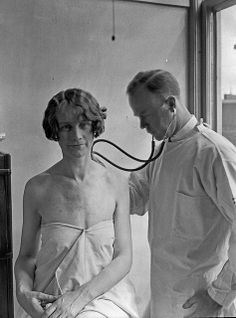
[42,288,87,318]
[41,174,134,318]
[17,289,58,318]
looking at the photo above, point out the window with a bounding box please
[201,0,236,143]
[221,6,236,145]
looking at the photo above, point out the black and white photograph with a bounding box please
[0,1,236,317]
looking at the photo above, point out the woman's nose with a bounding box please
[71,125,83,140]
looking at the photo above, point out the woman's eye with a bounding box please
[60,124,71,131]
[80,121,92,129]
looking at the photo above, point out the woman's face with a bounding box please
[56,104,94,160]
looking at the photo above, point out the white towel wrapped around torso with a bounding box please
[17,220,139,318]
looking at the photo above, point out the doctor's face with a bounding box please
[128,86,171,141]
[56,105,94,159]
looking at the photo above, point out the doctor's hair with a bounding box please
[42,88,107,141]
[126,69,180,98]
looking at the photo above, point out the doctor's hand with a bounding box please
[182,289,222,318]
[41,288,87,318]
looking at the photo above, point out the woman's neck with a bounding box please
[59,155,94,181]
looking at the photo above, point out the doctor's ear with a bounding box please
[165,96,176,113]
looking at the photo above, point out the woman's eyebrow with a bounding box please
[58,121,71,125]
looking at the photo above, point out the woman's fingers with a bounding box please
[42,303,57,317]
[38,292,59,302]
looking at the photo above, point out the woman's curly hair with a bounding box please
[42,88,107,141]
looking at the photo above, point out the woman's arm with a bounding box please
[15,179,57,317]
[86,173,132,293]
[42,174,132,318]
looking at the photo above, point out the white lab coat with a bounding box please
[129,116,236,318]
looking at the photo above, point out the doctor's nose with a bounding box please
[140,118,146,129]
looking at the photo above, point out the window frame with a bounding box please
[201,0,236,132]
[118,0,190,7]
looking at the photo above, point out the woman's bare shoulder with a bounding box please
[24,169,54,194]
[105,166,128,191]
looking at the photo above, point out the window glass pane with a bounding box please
[221,5,236,145]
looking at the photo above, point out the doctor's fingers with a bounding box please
[184,311,219,318]
[183,296,198,309]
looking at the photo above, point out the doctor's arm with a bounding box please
[183,224,236,318]
[206,154,236,310]
[129,167,150,216]
[207,224,236,307]
[42,175,133,318]
[15,180,58,317]
[184,151,236,317]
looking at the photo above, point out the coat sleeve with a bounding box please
[129,166,150,216]
[199,138,236,308]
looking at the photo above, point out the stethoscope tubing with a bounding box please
[92,138,154,162]
[91,137,166,172]
[91,111,176,172]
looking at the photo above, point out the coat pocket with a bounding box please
[173,192,218,240]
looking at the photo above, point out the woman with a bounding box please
[15,88,139,318]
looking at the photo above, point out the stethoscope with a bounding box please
[90,110,176,172]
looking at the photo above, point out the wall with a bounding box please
[0,0,188,315]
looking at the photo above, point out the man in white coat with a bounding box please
[127,69,236,318]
